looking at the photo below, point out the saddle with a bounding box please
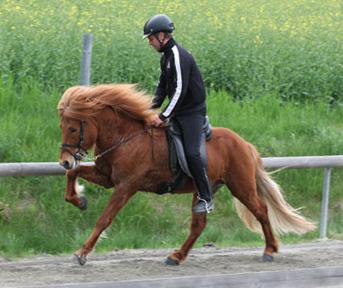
[156,116,213,195]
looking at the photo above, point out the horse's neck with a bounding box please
[95,107,145,148]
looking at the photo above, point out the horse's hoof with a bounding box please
[165,257,179,266]
[73,253,87,266]
[78,196,88,211]
[262,254,274,262]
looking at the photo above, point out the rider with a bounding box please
[143,14,214,214]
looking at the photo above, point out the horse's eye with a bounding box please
[70,128,78,133]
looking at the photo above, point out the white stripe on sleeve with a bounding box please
[162,46,182,118]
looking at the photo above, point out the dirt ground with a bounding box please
[1,239,343,287]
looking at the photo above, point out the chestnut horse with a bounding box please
[58,84,316,266]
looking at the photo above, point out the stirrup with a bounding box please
[192,199,214,214]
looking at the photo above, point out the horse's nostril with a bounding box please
[62,160,71,170]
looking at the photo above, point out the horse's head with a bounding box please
[59,116,97,170]
[58,84,156,170]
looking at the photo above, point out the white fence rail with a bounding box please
[1,155,343,239]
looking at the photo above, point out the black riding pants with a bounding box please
[175,112,213,202]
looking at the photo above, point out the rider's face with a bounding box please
[148,33,163,51]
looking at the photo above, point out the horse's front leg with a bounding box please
[65,165,113,210]
[166,194,207,265]
[74,185,137,265]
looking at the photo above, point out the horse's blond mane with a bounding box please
[57,84,156,123]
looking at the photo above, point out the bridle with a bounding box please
[60,121,88,161]
[60,120,155,162]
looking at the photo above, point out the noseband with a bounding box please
[60,121,88,161]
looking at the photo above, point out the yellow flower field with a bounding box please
[0,0,341,101]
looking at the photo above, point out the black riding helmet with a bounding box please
[142,14,175,39]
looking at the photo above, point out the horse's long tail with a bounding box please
[234,144,317,236]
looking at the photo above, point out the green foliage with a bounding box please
[0,0,343,258]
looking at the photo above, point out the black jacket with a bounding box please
[151,38,207,121]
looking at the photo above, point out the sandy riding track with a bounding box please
[1,240,343,288]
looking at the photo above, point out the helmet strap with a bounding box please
[155,32,167,48]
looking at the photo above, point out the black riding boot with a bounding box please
[192,167,214,214]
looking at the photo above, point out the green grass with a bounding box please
[1,81,343,258]
[0,0,343,258]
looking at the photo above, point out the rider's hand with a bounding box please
[151,114,163,127]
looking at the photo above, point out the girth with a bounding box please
[156,116,212,195]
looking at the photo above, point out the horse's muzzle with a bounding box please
[60,158,79,170]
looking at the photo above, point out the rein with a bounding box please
[93,125,154,160]
[61,122,155,162]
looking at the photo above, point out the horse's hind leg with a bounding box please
[228,179,279,261]
[166,195,207,265]
[227,163,279,261]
